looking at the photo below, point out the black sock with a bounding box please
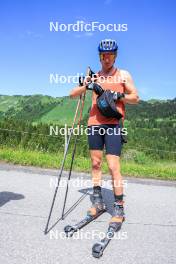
[114,194,123,202]
[93,186,101,194]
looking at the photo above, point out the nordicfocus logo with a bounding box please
[49,229,128,240]
[49,73,128,85]
[49,177,128,189]
[49,21,128,32]
[49,125,128,136]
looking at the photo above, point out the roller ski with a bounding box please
[64,186,106,237]
[92,200,125,258]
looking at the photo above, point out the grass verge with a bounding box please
[0,147,175,181]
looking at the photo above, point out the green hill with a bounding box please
[0,93,92,125]
[0,94,175,126]
[0,94,175,164]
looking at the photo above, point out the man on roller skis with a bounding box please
[70,39,139,243]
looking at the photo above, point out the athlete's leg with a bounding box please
[90,150,103,186]
[87,126,106,214]
[106,155,123,196]
[87,125,104,186]
[105,125,125,223]
[104,124,123,196]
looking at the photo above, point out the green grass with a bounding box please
[0,147,176,181]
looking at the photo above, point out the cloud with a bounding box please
[74,32,94,38]
[84,32,94,37]
[75,16,88,21]
[19,30,42,39]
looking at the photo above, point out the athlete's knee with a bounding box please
[92,159,102,171]
[108,163,120,175]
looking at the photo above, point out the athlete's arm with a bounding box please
[69,85,86,98]
[120,70,140,104]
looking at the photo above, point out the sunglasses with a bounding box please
[99,53,116,61]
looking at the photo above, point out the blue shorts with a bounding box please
[87,124,123,156]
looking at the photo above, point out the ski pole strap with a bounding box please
[79,76,85,86]
[79,67,96,87]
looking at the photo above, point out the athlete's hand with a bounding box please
[84,74,98,86]
[83,75,91,87]
[112,92,125,101]
[87,83,104,96]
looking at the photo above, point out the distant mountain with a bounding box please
[0,94,175,125]
[126,98,176,120]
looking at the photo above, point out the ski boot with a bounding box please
[109,200,125,234]
[87,186,106,217]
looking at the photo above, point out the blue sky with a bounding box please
[0,0,175,100]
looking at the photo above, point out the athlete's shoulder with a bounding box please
[118,69,133,83]
[118,69,131,77]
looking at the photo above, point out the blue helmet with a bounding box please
[98,39,118,53]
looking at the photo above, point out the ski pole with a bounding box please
[45,66,93,233]
[44,94,83,233]
[61,67,92,219]
[61,93,86,219]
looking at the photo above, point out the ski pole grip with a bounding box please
[79,76,85,86]
[79,67,96,88]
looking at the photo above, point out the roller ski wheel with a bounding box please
[64,189,106,237]
[64,206,106,237]
[92,200,125,258]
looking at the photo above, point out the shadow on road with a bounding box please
[0,191,25,207]
[79,187,119,215]
[44,187,121,234]
[44,191,88,234]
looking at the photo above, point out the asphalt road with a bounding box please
[0,163,176,264]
